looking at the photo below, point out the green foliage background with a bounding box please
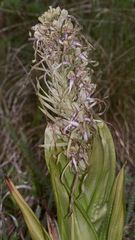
[0,0,135,239]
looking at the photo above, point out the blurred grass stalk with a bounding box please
[6,7,125,240]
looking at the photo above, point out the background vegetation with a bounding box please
[0,0,135,239]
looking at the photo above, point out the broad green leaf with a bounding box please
[107,167,125,240]
[51,159,98,240]
[44,120,124,240]
[44,124,98,240]
[75,121,116,232]
[5,177,51,240]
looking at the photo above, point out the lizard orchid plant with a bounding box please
[6,7,125,240]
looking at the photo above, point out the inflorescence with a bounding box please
[31,7,102,174]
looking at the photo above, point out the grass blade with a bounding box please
[5,177,51,240]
